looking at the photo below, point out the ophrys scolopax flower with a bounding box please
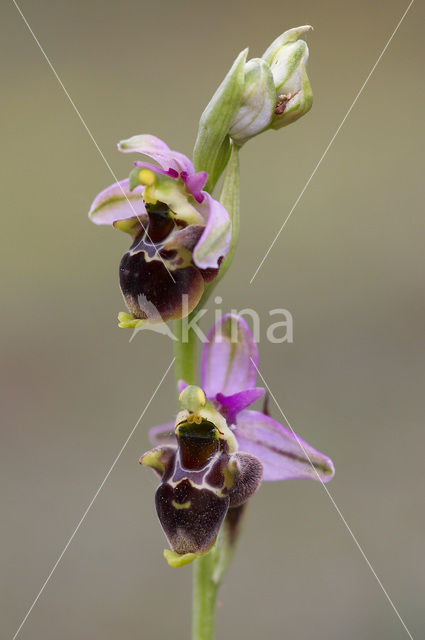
[142,315,335,566]
[89,135,231,326]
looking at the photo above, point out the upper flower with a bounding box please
[142,314,334,566]
[89,135,231,325]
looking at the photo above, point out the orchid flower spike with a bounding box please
[88,135,231,326]
[141,315,335,567]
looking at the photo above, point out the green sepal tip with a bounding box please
[193,48,247,192]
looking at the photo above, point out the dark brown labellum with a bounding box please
[156,481,229,555]
[141,418,263,557]
[119,201,218,322]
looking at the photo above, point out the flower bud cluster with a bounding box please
[194,26,313,178]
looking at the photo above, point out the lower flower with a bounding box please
[141,385,262,566]
[141,315,335,566]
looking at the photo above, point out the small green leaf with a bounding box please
[129,167,142,191]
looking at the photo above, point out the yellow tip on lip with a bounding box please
[163,539,216,567]
[117,312,146,329]
[163,549,199,568]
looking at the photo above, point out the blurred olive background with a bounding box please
[1,0,424,638]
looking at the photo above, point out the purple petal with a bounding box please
[88,179,146,225]
[134,161,179,179]
[216,388,265,425]
[192,192,231,269]
[149,421,176,447]
[201,314,258,397]
[118,134,194,175]
[234,410,335,482]
[181,170,208,203]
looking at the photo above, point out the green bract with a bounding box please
[193,49,247,192]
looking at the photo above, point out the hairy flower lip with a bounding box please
[142,402,263,560]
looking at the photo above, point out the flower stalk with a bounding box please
[192,551,219,640]
[173,315,198,385]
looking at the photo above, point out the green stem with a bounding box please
[173,314,198,385]
[192,552,219,640]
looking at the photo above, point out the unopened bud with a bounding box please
[228,58,276,145]
[262,25,313,129]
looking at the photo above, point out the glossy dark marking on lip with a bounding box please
[145,202,174,243]
[177,420,219,470]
